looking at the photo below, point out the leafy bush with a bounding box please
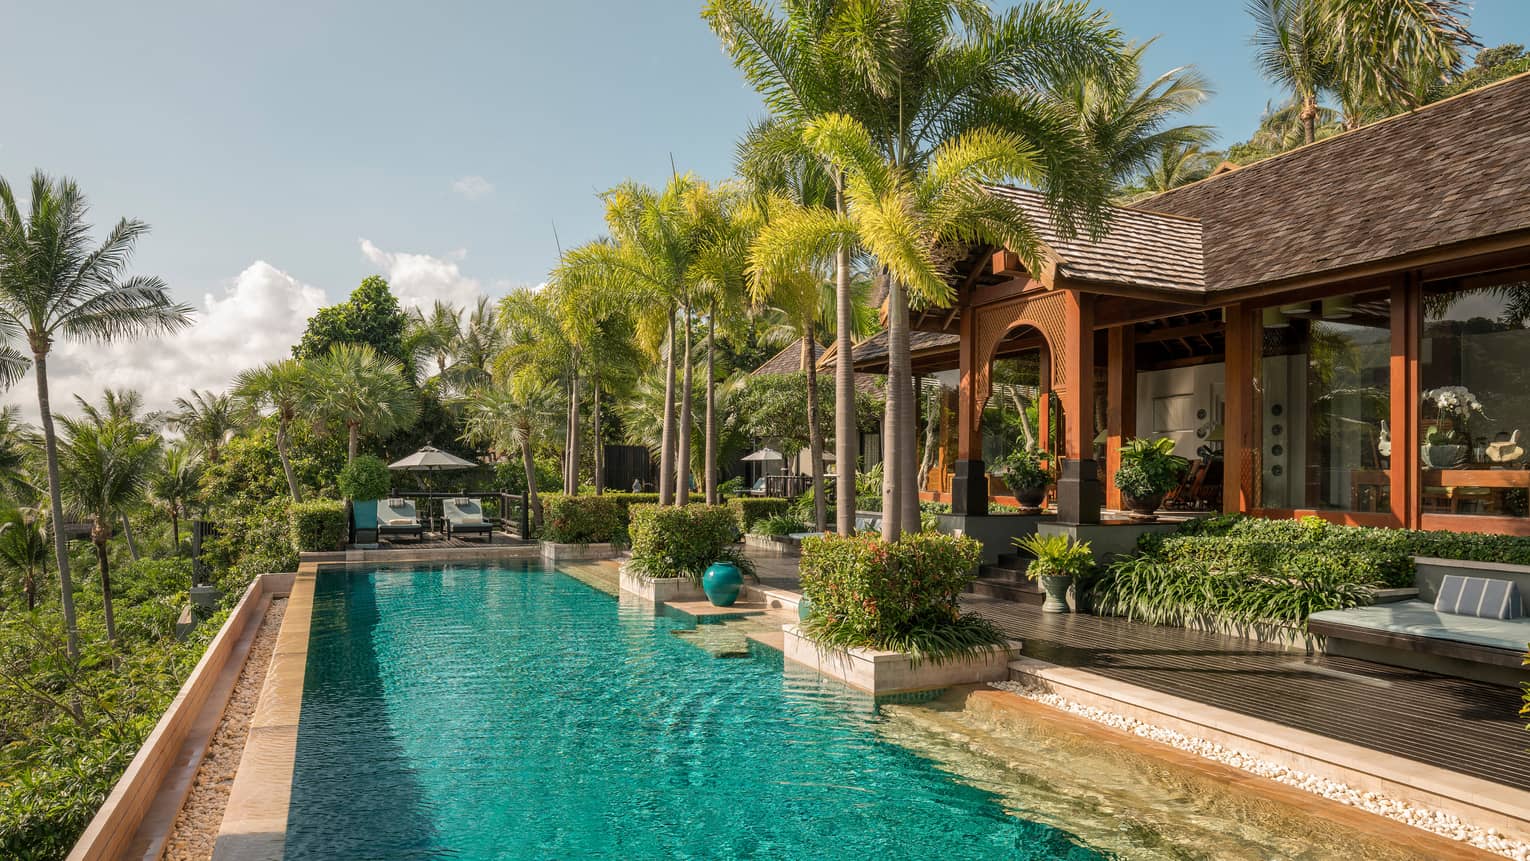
[541,494,626,545]
[337,455,391,500]
[729,497,790,532]
[717,476,746,497]
[992,446,1050,491]
[755,513,808,537]
[628,504,752,583]
[798,531,1005,664]
[288,499,347,552]
[1114,437,1188,498]
[203,498,299,599]
[1014,533,1094,580]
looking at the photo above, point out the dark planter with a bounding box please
[1010,485,1048,513]
[702,562,744,607]
[1039,574,1073,614]
[1120,491,1166,522]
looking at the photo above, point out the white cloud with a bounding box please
[1,261,325,421]
[450,175,494,199]
[359,238,489,310]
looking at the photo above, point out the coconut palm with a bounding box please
[0,406,39,503]
[0,172,191,656]
[150,443,202,553]
[1249,0,1337,145]
[444,296,502,393]
[459,379,561,530]
[1128,142,1214,200]
[405,300,462,386]
[497,288,579,493]
[76,387,161,433]
[305,343,420,462]
[0,507,48,611]
[167,390,246,464]
[56,415,160,642]
[233,359,308,501]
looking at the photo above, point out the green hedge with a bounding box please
[628,504,747,582]
[288,500,347,552]
[797,531,1003,662]
[337,455,391,500]
[541,494,627,544]
[729,497,791,532]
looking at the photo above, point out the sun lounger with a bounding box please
[377,498,424,542]
[443,497,493,543]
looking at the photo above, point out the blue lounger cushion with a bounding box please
[1435,574,1523,620]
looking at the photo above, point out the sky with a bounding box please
[0,0,1527,418]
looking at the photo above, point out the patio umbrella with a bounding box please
[741,447,783,462]
[389,445,478,492]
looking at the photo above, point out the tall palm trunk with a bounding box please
[881,277,912,541]
[276,416,302,502]
[171,509,180,554]
[121,514,140,561]
[704,302,718,505]
[1301,91,1318,145]
[93,529,115,642]
[522,435,544,530]
[803,331,826,532]
[34,352,79,658]
[677,300,695,506]
[833,190,857,535]
[566,363,581,495]
[592,379,604,495]
[659,308,678,505]
[347,422,360,462]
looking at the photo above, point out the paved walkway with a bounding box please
[743,548,1530,793]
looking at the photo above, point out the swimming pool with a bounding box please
[284,565,1441,860]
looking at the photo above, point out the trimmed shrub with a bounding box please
[541,494,626,544]
[729,497,791,532]
[337,455,391,500]
[288,499,347,552]
[798,531,1004,663]
[628,504,750,582]
[755,513,808,537]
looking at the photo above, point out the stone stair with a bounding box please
[968,552,1044,605]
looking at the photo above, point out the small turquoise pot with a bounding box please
[702,562,744,607]
[797,596,814,622]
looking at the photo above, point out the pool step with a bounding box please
[670,625,754,658]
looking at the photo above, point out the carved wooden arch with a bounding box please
[969,289,1069,415]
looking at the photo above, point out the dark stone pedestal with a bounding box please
[1055,458,1102,525]
[951,459,989,516]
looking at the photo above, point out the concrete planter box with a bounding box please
[540,542,619,563]
[618,564,706,603]
[744,533,799,553]
[782,624,1020,695]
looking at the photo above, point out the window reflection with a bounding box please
[1257,291,1391,511]
[1422,274,1530,517]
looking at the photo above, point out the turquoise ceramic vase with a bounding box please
[702,562,744,607]
[797,596,813,622]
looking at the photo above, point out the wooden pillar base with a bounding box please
[1056,458,1102,525]
[951,459,989,516]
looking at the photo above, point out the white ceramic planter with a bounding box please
[782,625,1020,695]
[618,564,706,603]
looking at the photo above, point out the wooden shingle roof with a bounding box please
[1131,72,1530,292]
[752,338,823,376]
[986,185,1206,293]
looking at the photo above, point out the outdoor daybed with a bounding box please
[377,498,425,542]
[443,497,493,543]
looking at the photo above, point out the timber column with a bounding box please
[1055,290,1102,525]
[951,307,988,515]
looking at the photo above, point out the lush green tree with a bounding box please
[305,343,419,462]
[0,172,191,657]
[293,275,410,366]
[198,420,345,506]
[1431,43,1530,100]
[166,390,246,464]
[460,379,562,529]
[233,359,308,501]
[496,288,579,491]
[55,416,160,642]
[149,444,202,552]
[0,506,48,611]
[0,407,38,504]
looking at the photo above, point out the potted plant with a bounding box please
[1113,437,1189,521]
[1013,532,1093,614]
[1421,386,1483,468]
[991,446,1051,513]
[338,455,392,539]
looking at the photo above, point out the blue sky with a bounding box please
[0,1,1526,413]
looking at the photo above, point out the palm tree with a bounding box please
[0,406,39,503]
[497,288,579,492]
[444,296,502,393]
[56,415,160,642]
[0,507,48,612]
[233,359,308,501]
[0,172,191,657]
[1129,142,1214,199]
[167,390,246,463]
[405,300,462,386]
[1249,0,1336,146]
[150,444,202,553]
[460,379,561,530]
[305,343,420,462]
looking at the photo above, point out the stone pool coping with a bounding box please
[68,572,292,861]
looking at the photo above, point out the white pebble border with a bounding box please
[990,679,1530,860]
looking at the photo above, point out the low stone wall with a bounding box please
[782,624,1019,695]
[67,572,292,861]
[541,542,619,563]
[618,564,705,603]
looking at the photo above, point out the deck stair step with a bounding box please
[967,577,1043,604]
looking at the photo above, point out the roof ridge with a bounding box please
[1132,68,1530,208]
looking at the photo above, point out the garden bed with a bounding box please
[783,625,1018,695]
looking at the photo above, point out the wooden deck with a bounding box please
[966,596,1530,794]
[378,531,527,549]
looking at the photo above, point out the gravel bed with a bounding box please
[162,597,288,861]
[991,679,1530,860]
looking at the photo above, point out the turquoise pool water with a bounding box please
[286,565,1105,859]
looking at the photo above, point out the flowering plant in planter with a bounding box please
[797,531,1005,664]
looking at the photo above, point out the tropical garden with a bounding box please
[0,0,1518,856]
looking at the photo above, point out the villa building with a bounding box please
[852,71,1530,535]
